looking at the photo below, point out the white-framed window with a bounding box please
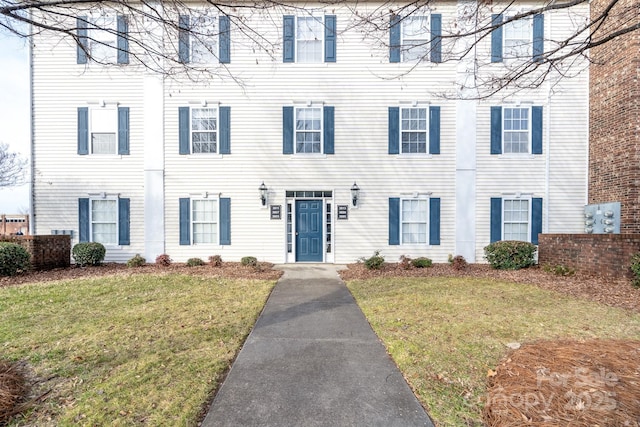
[190,14,218,64]
[401,198,428,244]
[192,198,218,244]
[401,107,428,153]
[88,12,118,63]
[91,198,118,245]
[90,107,118,154]
[503,198,530,241]
[191,107,218,154]
[296,16,323,63]
[401,16,429,62]
[504,16,533,59]
[503,106,530,154]
[295,107,322,153]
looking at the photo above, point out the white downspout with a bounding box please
[544,12,552,234]
[29,19,35,235]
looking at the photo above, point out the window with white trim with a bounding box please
[503,107,530,154]
[190,14,218,64]
[401,107,428,153]
[401,16,429,62]
[90,107,117,154]
[191,107,218,153]
[295,107,322,153]
[296,16,323,63]
[91,198,118,244]
[401,199,428,244]
[503,199,529,241]
[88,12,118,63]
[504,16,532,59]
[192,199,218,244]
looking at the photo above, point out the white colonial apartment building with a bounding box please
[30,1,589,264]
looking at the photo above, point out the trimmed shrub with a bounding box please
[126,254,146,268]
[72,242,106,267]
[411,257,433,268]
[155,254,172,266]
[452,255,468,270]
[0,243,31,276]
[399,255,413,270]
[484,241,537,270]
[543,264,576,277]
[363,251,385,270]
[241,256,258,267]
[208,255,223,267]
[629,254,640,288]
[186,257,205,267]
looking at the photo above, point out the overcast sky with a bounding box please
[0,34,30,214]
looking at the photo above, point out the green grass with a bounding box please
[346,277,640,427]
[0,274,276,426]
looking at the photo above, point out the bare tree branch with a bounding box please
[0,0,638,97]
[0,143,28,189]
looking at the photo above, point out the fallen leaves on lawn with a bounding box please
[0,261,282,288]
[340,263,640,313]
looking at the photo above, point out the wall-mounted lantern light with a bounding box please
[259,182,268,206]
[350,182,360,207]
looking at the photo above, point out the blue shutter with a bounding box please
[178,15,190,64]
[429,106,440,155]
[118,107,129,155]
[531,198,543,245]
[490,198,502,243]
[389,14,401,63]
[388,107,400,154]
[491,14,503,63]
[179,198,190,245]
[219,15,231,64]
[532,106,543,155]
[324,15,336,63]
[283,106,294,154]
[219,198,231,245]
[430,14,442,63]
[283,16,295,63]
[78,107,89,155]
[79,198,90,242]
[118,198,130,245]
[117,15,129,64]
[389,198,400,245]
[179,107,190,155]
[429,198,441,245]
[533,14,544,62]
[77,16,88,64]
[219,106,231,154]
[490,106,502,155]
[323,106,334,154]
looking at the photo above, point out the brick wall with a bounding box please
[589,0,640,232]
[538,234,640,278]
[0,235,71,270]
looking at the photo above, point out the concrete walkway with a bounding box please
[202,264,434,427]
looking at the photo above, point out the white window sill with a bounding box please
[396,153,434,159]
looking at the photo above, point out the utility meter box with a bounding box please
[584,202,621,234]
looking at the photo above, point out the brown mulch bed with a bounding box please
[340,263,640,313]
[0,360,28,425]
[484,339,640,426]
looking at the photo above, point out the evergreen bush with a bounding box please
[72,242,106,267]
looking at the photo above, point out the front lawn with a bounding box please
[0,274,276,425]
[346,276,640,426]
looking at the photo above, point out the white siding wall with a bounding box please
[31,1,589,264]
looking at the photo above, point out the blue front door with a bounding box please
[296,200,323,262]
